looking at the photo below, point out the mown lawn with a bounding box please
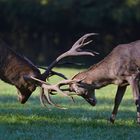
[0,68,140,140]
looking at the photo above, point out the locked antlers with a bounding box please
[40,79,76,109]
[27,33,98,109]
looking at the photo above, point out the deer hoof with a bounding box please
[137,117,140,124]
[109,117,115,124]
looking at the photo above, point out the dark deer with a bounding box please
[0,34,97,107]
[45,39,140,123]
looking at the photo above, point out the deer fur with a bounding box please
[69,40,140,123]
[0,40,41,103]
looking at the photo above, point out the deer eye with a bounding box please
[77,80,82,84]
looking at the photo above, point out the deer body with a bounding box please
[76,41,140,87]
[0,43,40,84]
[70,40,140,123]
[0,41,41,103]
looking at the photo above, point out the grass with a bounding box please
[0,68,140,140]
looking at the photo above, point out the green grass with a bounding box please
[0,68,140,140]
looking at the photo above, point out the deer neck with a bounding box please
[79,62,112,89]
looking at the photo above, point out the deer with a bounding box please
[44,39,140,124]
[0,34,98,108]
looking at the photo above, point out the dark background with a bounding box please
[0,0,140,67]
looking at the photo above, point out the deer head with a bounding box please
[69,73,97,106]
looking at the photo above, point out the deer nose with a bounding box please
[69,83,75,92]
[86,97,97,106]
[90,98,97,106]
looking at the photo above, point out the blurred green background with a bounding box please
[0,0,140,66]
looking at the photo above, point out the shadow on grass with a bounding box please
[0,95,138,128]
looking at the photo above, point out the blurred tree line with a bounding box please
[0,0,140,66]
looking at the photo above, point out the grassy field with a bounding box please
[0,68,140,140]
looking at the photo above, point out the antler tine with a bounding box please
[38,66,68,80]
[71,33,98,49]
[40,88,50,107]
[40,88,67,109]
[55,79,77,86]
[65,33,98,57]
[48,70,68,80]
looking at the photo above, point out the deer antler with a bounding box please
[40,87,68,109]
[27,33,98,108]
[41,79,77,108]
[38,66,67,80]
[41,33,98,80]
[65,33,98,56]
[30,76,76,109]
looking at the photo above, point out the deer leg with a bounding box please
[139,80,140,93]
[109,85,127,123]
[129,75,140,124]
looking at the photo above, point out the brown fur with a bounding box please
[70,40,140,123]
[0,40,41,103]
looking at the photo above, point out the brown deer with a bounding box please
[0,34,97,107]
[45,39,140,123]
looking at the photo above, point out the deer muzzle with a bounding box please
[17,86,35,104]
[83,95,97,106]
[18,94,28,104]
